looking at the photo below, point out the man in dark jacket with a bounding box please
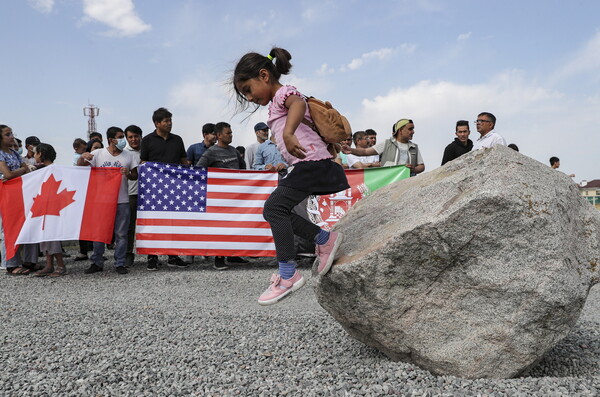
[441,120,473,165]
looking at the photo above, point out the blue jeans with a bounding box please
[91,203,130,268]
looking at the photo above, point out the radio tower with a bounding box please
[83,104,100,139]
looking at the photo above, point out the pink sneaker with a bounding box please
[258,271,306,306]
[315,231,343,275]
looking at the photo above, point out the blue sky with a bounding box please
[2,0,600,181]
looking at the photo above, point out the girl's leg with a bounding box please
[263,186,320,262]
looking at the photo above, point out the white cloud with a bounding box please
[28,0,54,13]
[556,30,600,79]
[457,32,472,41]
[343,47,397,71]
[82,0,151,37]
[349,70,600,179]
[317,63,335,76]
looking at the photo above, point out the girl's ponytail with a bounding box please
[268,47,292,79]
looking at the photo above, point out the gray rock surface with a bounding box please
[316,145,600,379]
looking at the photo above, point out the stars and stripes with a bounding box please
[135,162,278,257]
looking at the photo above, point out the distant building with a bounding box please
[579,179,600,210]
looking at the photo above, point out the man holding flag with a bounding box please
[78,126,138,275]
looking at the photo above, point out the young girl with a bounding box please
[31,143,67,277]
[233,47,349,306]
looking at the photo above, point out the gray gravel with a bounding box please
[1,250,600,396]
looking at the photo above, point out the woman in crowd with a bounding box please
[0,125,35,274]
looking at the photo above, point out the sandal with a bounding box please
[23,263,44,272]
[6,267,31,275]
[48,267,67,277]
[32,267,55,277]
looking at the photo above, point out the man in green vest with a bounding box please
[341,119,424,176]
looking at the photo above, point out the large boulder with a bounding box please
[315,145,600,379]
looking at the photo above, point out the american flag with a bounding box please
[135,162,278,257]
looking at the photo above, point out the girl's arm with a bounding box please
[0,161,29,180]
[282,95,308,159]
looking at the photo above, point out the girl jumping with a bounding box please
[233,47,349,306]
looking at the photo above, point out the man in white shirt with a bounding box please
[78,126,139,274]
[346,131,380,169]
[124,125,142,267]
[472,112,506,150]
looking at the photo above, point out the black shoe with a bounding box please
[147,257,159,271]
[214,256,229,270]
[84,263,103,274]
[74,254,89,262]
[167,256,189,268]
[227,256,249,264]
[115,266,128,275]
[125,253,135,267]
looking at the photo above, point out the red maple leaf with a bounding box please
[30,174,76,230]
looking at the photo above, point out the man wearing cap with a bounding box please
[245,122,269,170]
[472,112,506,150]
[23,136,40,166]
[186,123,217,165]
[342,119,424,177]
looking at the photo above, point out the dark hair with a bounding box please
[352,131,366,145]
[106,126,123,141]
[364,129,377,136]
[233,47,292,112]
[86,139,103,152]
[125,125,143,138]
[508,143,519,152]
[35,143,56,163]
[214,122,231,135]
[202,123,216,136]
[478,112,496,126]
[73,138,86,149]
[0,125,8,131]
[549,156,559,166]
[236,146,245,155]
[456,120,469,130]
[89,132,103,141]
[15,137,22,145]
[152,107,172,124]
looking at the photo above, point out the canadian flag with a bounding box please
[0,165,122,260]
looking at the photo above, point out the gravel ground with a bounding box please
[1,250,600,396]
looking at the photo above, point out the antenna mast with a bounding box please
[83,104,100,139]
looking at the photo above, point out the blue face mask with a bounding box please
[17,147,23,156]
[115,137,127,151]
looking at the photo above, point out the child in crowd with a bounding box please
[32,143,67,277]
[72,138,87,166]
[233,47,349,305]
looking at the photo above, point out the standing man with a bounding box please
[472,112,506,150]
[364,129,377,147]
[342,119,425,177]
[245,122,269,170]
[140,107,190,271]
[198,122,248,270]
[346,131,380,169]
[186,123,216,165]
[441,120,473,165]
[78,126,139,275]
[124,125,142,267]
[23,136,40,166]
[252,133,287,171]
[550,156,575,178]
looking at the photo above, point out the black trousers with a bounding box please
[263,185,320,261]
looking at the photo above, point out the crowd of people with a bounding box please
[0,67,572,301]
